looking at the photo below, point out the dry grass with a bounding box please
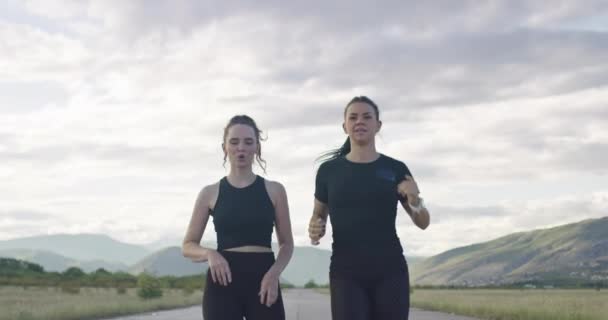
[411,289,608,320]
[0,286,202,320]
[318,287,607,319]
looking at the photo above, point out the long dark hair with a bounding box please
[222,115,267,173]
[317,96,380,163]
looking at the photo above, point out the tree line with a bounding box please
[0,257,204,298]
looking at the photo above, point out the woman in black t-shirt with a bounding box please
[309,96,430,320]
[182,115,294,320]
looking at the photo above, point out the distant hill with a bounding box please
[142,236,188,251]
[130,246,207,276]
[278,245,330,286]
[131,240,329,285]
[0,249,128,273]
[412,217,608,286]
[0,233,424,286]
[129,245,320,286]
[406,256,426,266]
[128,246,287,285]
[0,234,150,265]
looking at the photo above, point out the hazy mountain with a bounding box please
[278,245,330,286]
[8,215,608,287]
[130,246,207,276]
[411,217,608,286]
[0,234,150,265]
[0,233,428,286]
[142,236,186,251]
[0,249,128,272]
[131,243,423,286]
[129,242,330,286]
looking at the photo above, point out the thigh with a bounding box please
[244,287,285,320]
[330,272,372,320]
[202,272,244,320]
[370,270,410,320]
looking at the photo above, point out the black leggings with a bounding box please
[202,251,285,320]
[330,253,410,320]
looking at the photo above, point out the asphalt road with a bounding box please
[103,289,480,320]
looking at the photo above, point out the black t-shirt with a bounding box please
[315,154,411,255]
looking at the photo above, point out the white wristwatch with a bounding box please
[408,197,425,215]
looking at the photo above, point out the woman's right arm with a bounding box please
[309,163,330,245]
[308,199,329,245]
[182,185,232,286]
[182,185,214,262]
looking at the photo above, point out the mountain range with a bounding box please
[411,217,608,286]
[0,236,337,285]
[2,217,606,287]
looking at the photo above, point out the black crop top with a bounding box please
[211,176,275,251]
[315,154,411,254]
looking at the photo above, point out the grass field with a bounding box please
[317,288,607,320]
[0,286,203,320]
[411,289,607,320]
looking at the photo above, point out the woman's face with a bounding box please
[224,124,258,169]
[343,102,381,145]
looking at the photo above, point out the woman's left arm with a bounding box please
[259,180,294,306]
[398,175,431,230]
[268,181,294,275]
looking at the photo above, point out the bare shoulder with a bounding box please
[263,178,286,202]
[199,181,221,209]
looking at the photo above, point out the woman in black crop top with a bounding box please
[182,115,294,320]
[308,96,430,320]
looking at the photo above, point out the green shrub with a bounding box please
[137,273,163,299]
[304,279,318,289]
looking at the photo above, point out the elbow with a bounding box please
[281,240,294,251]
[279,239,294,255]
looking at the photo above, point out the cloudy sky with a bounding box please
[1,0,607,257]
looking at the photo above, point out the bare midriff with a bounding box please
[224,245,272,252]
